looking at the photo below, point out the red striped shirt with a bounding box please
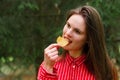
[37,53,96,80]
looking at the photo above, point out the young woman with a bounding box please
[37,5,118,80]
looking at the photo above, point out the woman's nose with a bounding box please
[65,29,72,37]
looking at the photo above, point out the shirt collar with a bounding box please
[65,53,86,66]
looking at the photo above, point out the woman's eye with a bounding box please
[66,23,71,28]
[67,25,70,28]
[74,29,80,34]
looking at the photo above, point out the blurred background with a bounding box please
[0,0,120,80]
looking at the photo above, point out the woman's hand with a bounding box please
[43,43,59,73]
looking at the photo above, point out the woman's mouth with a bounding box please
[64,38,72,45]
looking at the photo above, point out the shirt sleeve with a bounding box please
[37,63,58,80]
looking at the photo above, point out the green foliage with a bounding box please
[89,0,120,64]
[0,0,120,71]
[18,1,39,11]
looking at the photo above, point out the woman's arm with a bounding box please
[37,44,59,80]
[37,63,58,80]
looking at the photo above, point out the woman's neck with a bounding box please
[69,50,82,58]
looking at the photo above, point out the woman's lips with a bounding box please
[63,36,72,45]
[64,38,72,44]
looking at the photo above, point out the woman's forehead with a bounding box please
[67,14,86,31]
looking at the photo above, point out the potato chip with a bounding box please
[56,36,69,47]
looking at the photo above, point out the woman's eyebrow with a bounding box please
[66,22,71,26]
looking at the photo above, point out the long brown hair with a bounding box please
[66,5,118,80]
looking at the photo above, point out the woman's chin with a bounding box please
[62,46,70,50]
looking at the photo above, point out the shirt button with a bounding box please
[73,65,75,68]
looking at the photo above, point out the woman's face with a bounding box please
[62,14,87,51]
